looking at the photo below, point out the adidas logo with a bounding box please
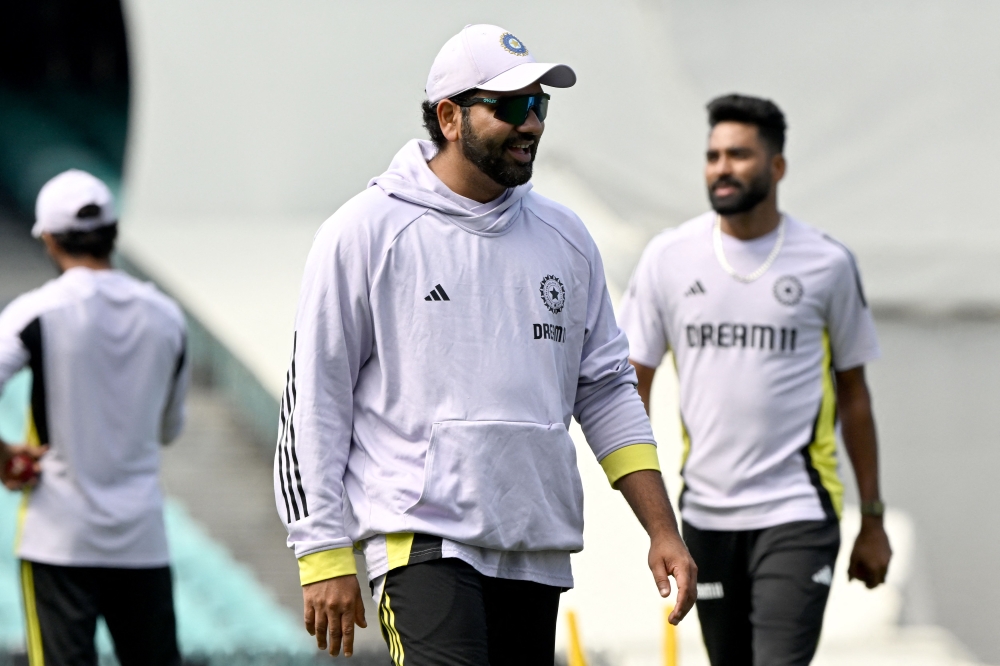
[424,284,451,302]
[685,280,706,297]
[811,564,833,586]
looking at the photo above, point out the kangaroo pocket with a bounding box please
[405,420,585,552]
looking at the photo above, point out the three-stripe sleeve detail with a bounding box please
[287,356,308,514]
[276,373,293,523]
[277,333,309,522]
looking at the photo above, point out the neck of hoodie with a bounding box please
[370,140,531,235]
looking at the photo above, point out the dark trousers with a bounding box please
[20,560,181,666]
[683,520,840,666]
[378,557,562,666]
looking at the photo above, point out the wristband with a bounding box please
[860,500,885,518]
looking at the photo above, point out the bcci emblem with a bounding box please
[773,275,804,306]
[540,275,566,314]
[500,33,529,56]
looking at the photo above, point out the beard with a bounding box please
[708,169,771,215]
[460,111,537,188]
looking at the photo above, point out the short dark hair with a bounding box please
[707,94,787,154]
[51,224,118,259]
[421,90,479,149]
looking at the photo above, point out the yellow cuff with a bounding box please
[298,547,357,586]
[600,444,660,488]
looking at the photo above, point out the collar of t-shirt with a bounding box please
[717,223,783,276]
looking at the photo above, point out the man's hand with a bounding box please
[302,574,367,657]
[648,532,698,624]
[848,517,892,588]
[616,469,698,625]
[0,444,46,491]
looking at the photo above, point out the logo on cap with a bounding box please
[500,33,529,56]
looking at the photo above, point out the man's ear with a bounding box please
[771,152,787,183]
[40,233,72,273]
[436,100,462,143]
[40,233,60,257]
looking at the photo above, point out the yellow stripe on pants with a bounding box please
[20,560,45,666]
[379,590,405,666]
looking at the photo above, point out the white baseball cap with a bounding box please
[426,24,576,104]
[32,169,117,238]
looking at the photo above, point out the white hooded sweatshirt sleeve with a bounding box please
[278,140,658,586]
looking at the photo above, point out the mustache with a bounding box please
[501,132,538,150]
[711,176,745,192]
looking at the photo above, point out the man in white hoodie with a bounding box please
[276,25,697,664]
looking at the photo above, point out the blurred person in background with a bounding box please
[0,170,189,666]
[275,23,697,665]
[618,94,892,666]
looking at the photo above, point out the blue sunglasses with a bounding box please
[453,93,550,126]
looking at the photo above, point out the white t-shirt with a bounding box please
[0,268,188,566]
[619,213,880,530]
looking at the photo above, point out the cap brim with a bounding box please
[479,62,577,93]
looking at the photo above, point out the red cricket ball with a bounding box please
[4,452,38,484]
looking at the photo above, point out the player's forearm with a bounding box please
[617,469,682,541]
[837,375,882,504]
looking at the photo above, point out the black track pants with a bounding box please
[378,557,562,666]
[20,560,181,666]
[683,520,840,666]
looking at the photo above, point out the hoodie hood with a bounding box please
[370,139,532,234]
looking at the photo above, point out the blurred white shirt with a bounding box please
[0,267,188,567]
